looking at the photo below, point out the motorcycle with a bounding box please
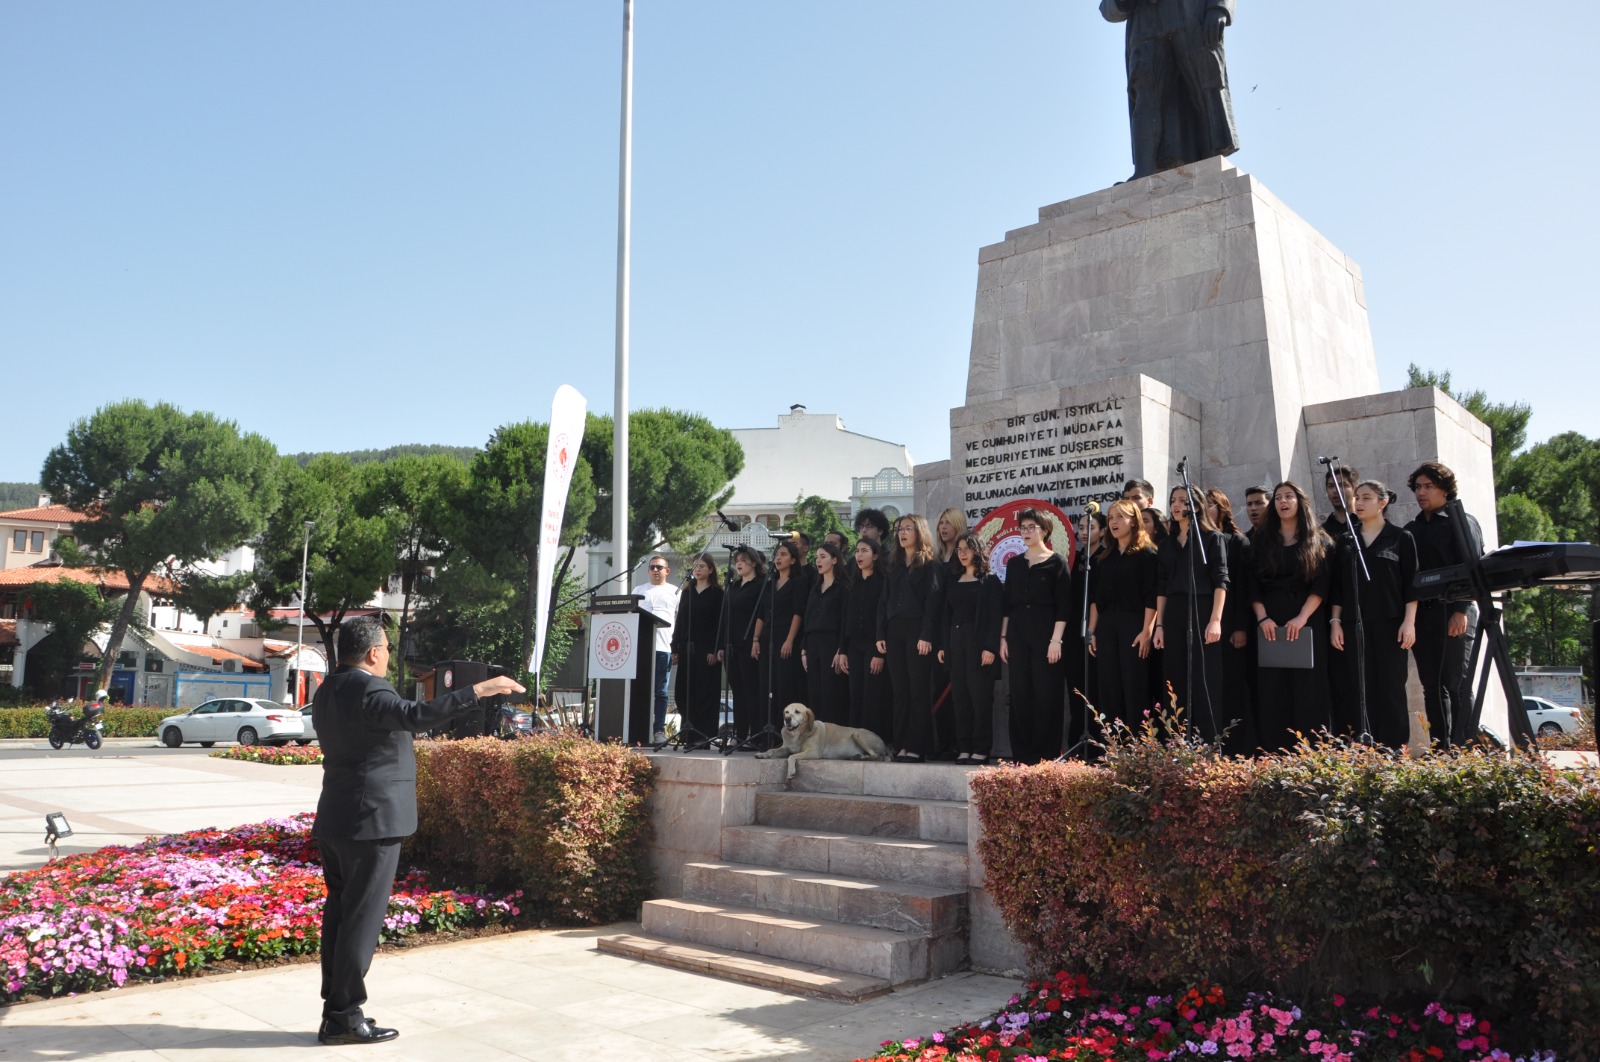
[47,700,105,750]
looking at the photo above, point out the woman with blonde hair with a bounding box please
[1087,499,1158,734]
[876,513,943,762]
[934,508,969,564]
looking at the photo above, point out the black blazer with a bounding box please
[312,667,481,842]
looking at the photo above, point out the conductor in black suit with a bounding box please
[312,616,524,1046]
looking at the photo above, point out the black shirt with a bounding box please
[1405,506,1485,615]
[877,559,943,642]
[1089,545,1159,616]
[803,577,848,636]
[1251,534,1334,622]
[1003,552,1073,624]
[843,571,885,657]
[1332,522,1418,621]
[1157,528,1230,598]
[673,582,724,655]
[721,577,764,648]
[941,573,1004,657]
[769,574,803,648]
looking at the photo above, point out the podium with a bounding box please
[586,594,668,744]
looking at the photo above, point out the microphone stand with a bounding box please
[1322,457,1373,746]
[660,571,719,753]
[1062,507,1098,759]
[1177,459,1219,739]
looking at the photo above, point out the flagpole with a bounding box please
[612,0,634,587]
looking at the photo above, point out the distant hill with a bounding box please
[0,483,42,510]
[291,444,478,467]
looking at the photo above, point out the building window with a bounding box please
[145,657,164,673]
[118,651,138,669]
[11,531,22,553]
[31,532,44,553]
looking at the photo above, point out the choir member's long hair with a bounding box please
[814,541,850,588]
[934,508,970,564]
[1202,488,1242,536]
[774,539,803,582]
[1096,499,1154,561]
[948,531,991,578]
[888,513,935,569]
[732,544,767,580]
[690,551,721,589]
[1142,506,1169,548]
[1256,481,1329,582]
[854,535,883,576]
[1168,485,1219,536]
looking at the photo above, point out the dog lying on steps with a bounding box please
[756,703,891,779]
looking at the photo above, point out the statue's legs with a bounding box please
[1170,28,1240,160]
[1126,35,1176,179]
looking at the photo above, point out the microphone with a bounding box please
[715,509,739,532]
[1085,500,1101,515]
[1317,455,1338,466]
[1176,456,1187,475]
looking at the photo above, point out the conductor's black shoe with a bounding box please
[318,1019,398,1045]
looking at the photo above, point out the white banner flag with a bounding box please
[530,384,588,677]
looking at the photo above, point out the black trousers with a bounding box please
[803,632,850,725]
[847,646,891,742]
[1222,633,1256,756]
[885,620,934,757]
[1342,614,1411,750]
[1162,598,1225,741]
[675,642,722,740]
[1007,609,1064,764]
[1094,609,1150,734]
[945,624,995,757]
[1413,603,1477,747]
[318,836,403,1029]
[726,640,762,739]
[1255,628,1332,752]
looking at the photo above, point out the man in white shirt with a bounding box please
[631,556,681,741]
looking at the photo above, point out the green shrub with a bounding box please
[974,728,1600,1058]
[0,706,167,738]
[409,730,654,925]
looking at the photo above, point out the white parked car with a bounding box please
[1524,696,1586,738]
[159,698,305,748]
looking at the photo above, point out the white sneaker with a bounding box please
[653,730,666,743]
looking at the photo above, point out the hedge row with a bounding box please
[973,729,1600,1059]
[0,706,167,738]
[408,730,655,925]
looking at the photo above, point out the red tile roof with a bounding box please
[0,567,182,595]
[0,505,96,524]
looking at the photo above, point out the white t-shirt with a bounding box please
[631,581,680,654]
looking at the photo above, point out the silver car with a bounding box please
[158,698,306,748]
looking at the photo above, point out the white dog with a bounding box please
[757,703,891,778]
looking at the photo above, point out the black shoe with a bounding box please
[318,1018,398,1045]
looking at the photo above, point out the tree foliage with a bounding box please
[40,401,281,690]
[0,483,40,510]
[788,494,847,547]
[21,580,124,699]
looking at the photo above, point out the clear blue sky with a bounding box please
[2,2,1594,486]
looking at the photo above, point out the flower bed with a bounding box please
[210,744,323,765]
[859,971,1557,1062]
[0,813,521,1001]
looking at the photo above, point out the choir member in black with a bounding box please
[1242,485,1271,542]
[1204,487,1256,752]
[1067,507,1108,742]
[672,553,725,742]
[934,508,969,565]
[1154,485,1229,740]
[762,539,807,718]
[823,529,851,560]
[1251,481,1334,750]
[1087,500,1158,736]
[1404,461,1485,748]
[718,546,767,741]
[855,507,890,547]
[842,537,891,741]
[801,542,851,724]
[876,515,934,764]
[1320,466,1360,735]
[929,508,969,759]
[1329,481,1419,751]
[1142,506,1169,548]
[1123,479,1155,509]
[1140,504,1169,706]
[1000,508,1073,764]
[876,514,942,762]
[937,532,1002,763]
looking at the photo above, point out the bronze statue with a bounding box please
[1100,0,1240,180]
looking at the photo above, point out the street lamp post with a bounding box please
[293,520,313,706]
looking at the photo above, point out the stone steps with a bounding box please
[599,760,977,1000]
[638,897,966,985]
[595,931,893,1003]
[720,824,970,890]
[682,860,966,935]
[755,789,968,843]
